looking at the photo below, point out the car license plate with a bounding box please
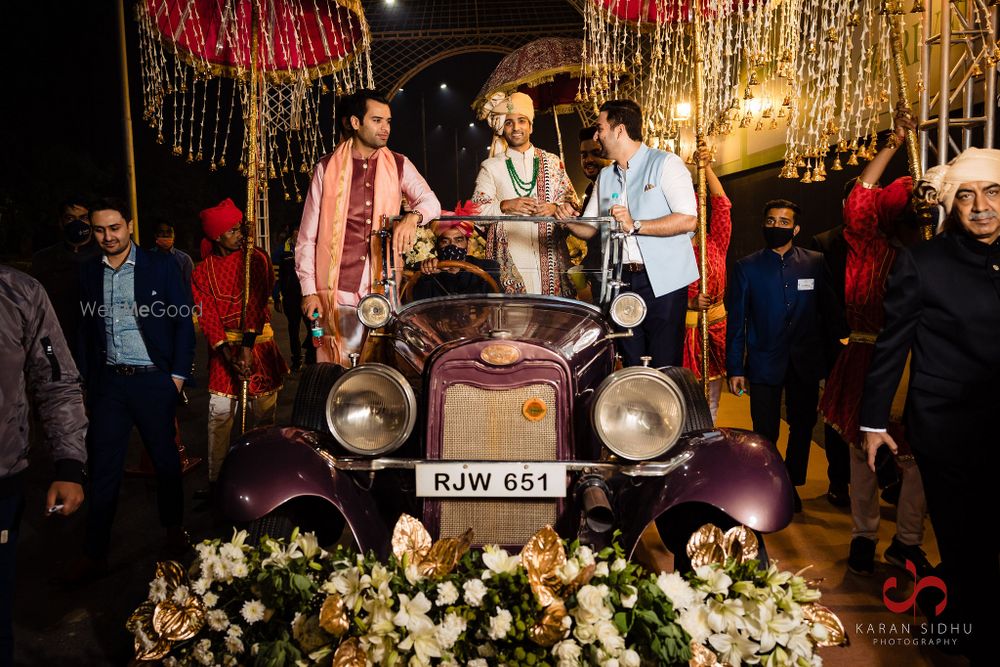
[415,463,567,498]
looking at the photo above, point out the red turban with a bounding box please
[876,176,912,229]
[199,198,243,258]
[431,201,479,237]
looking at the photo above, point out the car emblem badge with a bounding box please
[480,343,520,366]
[522,397,547,422]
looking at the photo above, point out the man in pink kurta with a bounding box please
[296,90,441,365]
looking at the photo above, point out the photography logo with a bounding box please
[882,559,947,620]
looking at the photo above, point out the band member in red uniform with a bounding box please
[818,113,938,577]
[683,148,731,423]
[192,199,287,496]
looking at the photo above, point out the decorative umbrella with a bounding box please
[472,37,592,160]
[137,0,373,431]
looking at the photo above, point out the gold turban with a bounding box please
[938,147,1000,212]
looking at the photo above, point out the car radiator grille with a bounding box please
[437,382,559,546]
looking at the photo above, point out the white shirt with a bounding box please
[581,151,697,264]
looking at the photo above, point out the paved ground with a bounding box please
[11,314,966,665]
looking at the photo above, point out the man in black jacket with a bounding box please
[0,266,87,663]
[861,148,1000,661]
[412,221,501,301]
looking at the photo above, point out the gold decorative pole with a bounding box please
[239,4,260,434]
[692,2,710,398]
[888,10,929,237]
[117,0,140,242]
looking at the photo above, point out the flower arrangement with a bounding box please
[128,518,844,666]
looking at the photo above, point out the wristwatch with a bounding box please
[632,219,643,235]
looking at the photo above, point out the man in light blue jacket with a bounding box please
[578,99,699,367]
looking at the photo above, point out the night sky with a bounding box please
[0,3,588,262]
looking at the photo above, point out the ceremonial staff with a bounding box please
[239,6,261,434]
[693,2,710,397]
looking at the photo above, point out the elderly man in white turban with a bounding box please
[860,147,1000,661]
[471,92,582,295]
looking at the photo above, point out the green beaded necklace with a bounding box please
[505,154,539,197]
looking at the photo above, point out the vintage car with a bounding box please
[219,217,793,569]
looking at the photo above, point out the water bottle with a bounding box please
[310,309,324,348]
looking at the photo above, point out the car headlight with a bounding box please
[357,293,393,329]
[591,367,686,460]
[609,292,646,329]
[325,364,416,455]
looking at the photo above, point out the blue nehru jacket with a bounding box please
[594,144,699,296]
[726,245,833,385]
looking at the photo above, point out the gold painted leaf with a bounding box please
[688,641,723,666]
[332,637,367,667]
[155,560,188,591]
[319,595,349,637]
[722,526,759,564]
[520,525,566,607]
[391,514,432,563]
[803,603,849,647]
[419,528,473,578]
[152,597,206,642]
[686,524,726,567]
[528,601,568,647]
[128,601,173,661]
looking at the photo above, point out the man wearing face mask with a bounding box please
[149,222,194,290]
[726,199,847,513]
[31,195,101,353]
[412,208,501,301]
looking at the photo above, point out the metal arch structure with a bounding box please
[919,0,999,167]
[364,0,585,96]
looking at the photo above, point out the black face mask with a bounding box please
[438,244,467,262]
[762,226,794,249]
[64,218,91,244]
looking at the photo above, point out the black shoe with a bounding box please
[883,538,935,578]
[792,488,803,513]
[826,484,850,508]
[848,537,876,576]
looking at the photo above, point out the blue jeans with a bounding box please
[0,491,25,667]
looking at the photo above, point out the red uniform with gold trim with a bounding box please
[818,183,910,451]
[192,249,287,398]
[683,194,731,381]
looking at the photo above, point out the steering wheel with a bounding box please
[401,260,502,303]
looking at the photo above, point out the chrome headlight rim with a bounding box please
[325,363,417,456]
[357,293,394,329]
[590,366,686,461]
[609,291,647,329]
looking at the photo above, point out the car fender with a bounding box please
[218,426,393,556]
[616,428,793,556]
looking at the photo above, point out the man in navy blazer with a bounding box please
[726,199,846,511]
[69,197,195,580]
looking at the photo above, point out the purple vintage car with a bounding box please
[219,218,793,569]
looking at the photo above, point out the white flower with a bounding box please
[398,616,442,663]
[594,562,610,578]
[558,558,581,584]
[786,624,815,659]
[436,581,459,606]
[240,599,266,624]
[695,565,734,597]
[576,546,596,567]
[573,622,597,644]
[463,579,488,607]
[708,631,760,666]
[326,566,369,609]
[171,585,190,604]
[192,638,214,665]
[203,591,219,609]
[148,577,168,602]
[595,619,624,653]
[611,558,627,573]
[467,660,489,667]
[231,561,249,579]
[678,605,712,644]
[553,638,583,664]
[224,634,245,655]
[394,592,433,631]
[620,649,641,667]
[488,608,513,639]
[226,624,243,639]
[219,542,244,563]
[404,561,425,585]
[809,620,829,644]
[707,597,747,633]
[619,585,638,609]
[435,612,467,650]
[575,584,612,624]
[482,545,520,574]
[656,571,698,611]
[207,609,230,632]
[744,599,797,653]
[293,532,322,559]
[191,577,210,596]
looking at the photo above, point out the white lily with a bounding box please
[482,545,520,574]
[708,631,761,666]
[393,592,433,631]
[398,615,442,663]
